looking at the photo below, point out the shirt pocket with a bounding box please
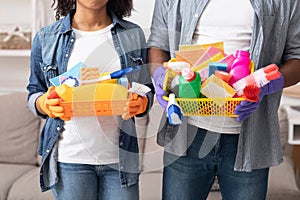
[40,63,58,86]
[128,54,144,66]
[127,54,145,82]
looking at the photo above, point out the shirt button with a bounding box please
[46,149,50,153]
[120,166,124,170]
[120,142,123,146]
[65,54,69,57]
[70,39,74,42]
[56,126,61,131]
[194,14,199,18]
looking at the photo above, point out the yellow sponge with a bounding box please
[201,75,236,98]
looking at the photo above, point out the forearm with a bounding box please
[36,96,46,115]
[280,59,300,87]
[147,47,170,75]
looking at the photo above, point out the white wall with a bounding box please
[127,0,155,39]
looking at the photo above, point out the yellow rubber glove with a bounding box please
[122,93,148,120]
[37,86,70,121]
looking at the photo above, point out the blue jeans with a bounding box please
[162,126,269,200]
[51,162,139,200]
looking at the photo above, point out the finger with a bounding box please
[128,107,140,113]
[49,105,64,113]
[131,93,138,100]
[156,95,168,110]
[235,103,257,113]
[122,113,131,120]
[46,98,60,105]
[128,100,142,107]
[60,116,71,121]
[48,86,55,92]
[52,112,65,118]
[155,87,166,96]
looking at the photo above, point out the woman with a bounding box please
[27,0,154,199]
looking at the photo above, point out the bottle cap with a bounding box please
[181,67,195,81]
[235,50,250,58]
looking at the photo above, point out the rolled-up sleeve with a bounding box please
[147,0,170,52]
[26,32,48,118]
[282,1,300,62]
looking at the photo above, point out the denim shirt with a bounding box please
[148,0,300,172]
[27,11,154,192]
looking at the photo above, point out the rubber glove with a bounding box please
[234,73,284,121]
[37,86,70,121]
[122,93,148,120]
[153,66,168,110]
[37,86,56,118]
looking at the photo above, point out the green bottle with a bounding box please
[178,67,201,98]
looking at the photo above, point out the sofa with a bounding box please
[0,91,300,200]
[0,92,53,200]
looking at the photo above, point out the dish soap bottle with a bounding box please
[179,67,201,98]
[229,50,251,86]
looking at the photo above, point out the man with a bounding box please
[147,0,300,199]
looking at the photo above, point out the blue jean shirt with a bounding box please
[148,0,300,172]
[27,10,154,192]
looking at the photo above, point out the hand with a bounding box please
[37,86,70,121]
[153,66,168,110]
[234,73,284,121]
[122,93,148,120]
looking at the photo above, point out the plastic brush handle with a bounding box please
[110,66,141,79]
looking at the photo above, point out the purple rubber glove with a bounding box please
[153,66,168,110]
[234,73,284,121]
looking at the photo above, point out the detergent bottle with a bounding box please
[178,67,201,98]
[228,50,251,86]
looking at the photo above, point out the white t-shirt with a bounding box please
[190,0,254,133]
[58,24,122,165]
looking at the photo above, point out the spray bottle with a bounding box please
[228,50,251,86]
[178,67,201,98]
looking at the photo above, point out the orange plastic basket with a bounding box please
[163,70,243,117]
[60,100,127,117]
[56,83,128,117]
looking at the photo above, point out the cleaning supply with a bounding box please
[80,66,141,84]
[208,62,228,76]
[178,67,201,98]
[166,93,183,125]
[170,75,180,96]
[228,50,251,85]
[163,61,190,74]
[233,64,281,98]
[200,75,236,98]
[50,61,86,86]
[193,52,225,80]
[214,70,232,83]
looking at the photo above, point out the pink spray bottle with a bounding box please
[228,50,251,86]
